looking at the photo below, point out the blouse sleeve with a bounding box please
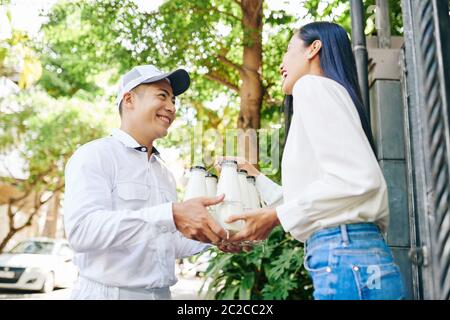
[255,173,284,207]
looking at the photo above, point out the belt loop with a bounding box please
[340,224,349,246]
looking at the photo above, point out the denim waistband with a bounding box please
[305,222,381,250]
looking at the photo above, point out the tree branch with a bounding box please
[205,72,240,92]
[14,210,40,233]
[13,190,45,233]
[7,200,14,231]
[8,188,32,205]
[39,183,65,206]
[217,54,244,73]
[211,7,240,21]
[263,94,282,108]
[262,84,283,108]
[7,167,55,204]
[190,6,240,21]
[12,201,27,216]
[0,174,63,252]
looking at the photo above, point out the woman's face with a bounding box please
[281,34,310,95]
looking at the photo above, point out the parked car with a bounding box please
[0,238,78,293]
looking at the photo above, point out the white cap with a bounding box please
[116,65,190,107]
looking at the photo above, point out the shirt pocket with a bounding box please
[115,182,151,210]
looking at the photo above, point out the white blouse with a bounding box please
[255,75,389,243]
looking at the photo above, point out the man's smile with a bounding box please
[156,114,172,124]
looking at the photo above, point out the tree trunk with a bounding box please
[0,230,15,253]
[0,202,16,253]
[43,190,61,238]
[239,0,263,164]
[0,184,63,253]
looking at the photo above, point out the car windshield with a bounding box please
[9,241,54,254]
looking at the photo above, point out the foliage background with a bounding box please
[0,0,403,299]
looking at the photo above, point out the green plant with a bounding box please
[201,226,313,300]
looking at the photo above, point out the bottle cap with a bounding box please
[190,165,206,171]
[205,173,218,179]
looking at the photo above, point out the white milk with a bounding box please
[205,173,218,197]
[237,169,252,211]
[184,166,207,200]
[215,160,244,234]
[246,175,262,209]
[205,173,219,220]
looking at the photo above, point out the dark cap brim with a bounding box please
[141,68,190,96]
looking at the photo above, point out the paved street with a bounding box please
[0,275,208,300]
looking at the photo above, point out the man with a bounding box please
[64,65,227,300]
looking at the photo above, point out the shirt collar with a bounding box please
[111,128,161,157]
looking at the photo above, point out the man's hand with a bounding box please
[217,242,253,254]
[217,242,243,253]
[226,207,280,243]
[172,194,227,244]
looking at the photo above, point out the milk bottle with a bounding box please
[184,166,207,200]
[246,175,262,210]
[215,160,244,234]
[205,173,219,220]
[237,169,252,211]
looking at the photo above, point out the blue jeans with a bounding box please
[304,223,406,300]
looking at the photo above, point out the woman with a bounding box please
[224,22,406,300]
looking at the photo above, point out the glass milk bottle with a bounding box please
[205,173,218,197]
[237,169,252,211]
[216,160,244,234]
[246,175,262,209]
[205,173,219,220]
[184,166,207,200]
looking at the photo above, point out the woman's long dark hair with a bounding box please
[284,21,377,156]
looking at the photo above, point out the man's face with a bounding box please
[122,80,176,140]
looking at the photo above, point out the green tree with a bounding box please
[0,90,112,252]
[35,0,405,300]
[0,9,42,88]
[302,0,403,35]
[38,0,293,158]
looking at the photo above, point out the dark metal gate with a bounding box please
[283,0,450,299]
[400,0,450,300]
[284,0,449,300]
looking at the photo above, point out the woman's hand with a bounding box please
[225,207,280,243]
[217,242,253,254]
[217,242,242,253]
[215,156,261,177]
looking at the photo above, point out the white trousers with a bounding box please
[71,277,171,300]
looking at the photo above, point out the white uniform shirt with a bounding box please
[64,128,208,288]
[256,75,389,243]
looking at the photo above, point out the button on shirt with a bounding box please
[255,75,389,243]
[64,128,209,288]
